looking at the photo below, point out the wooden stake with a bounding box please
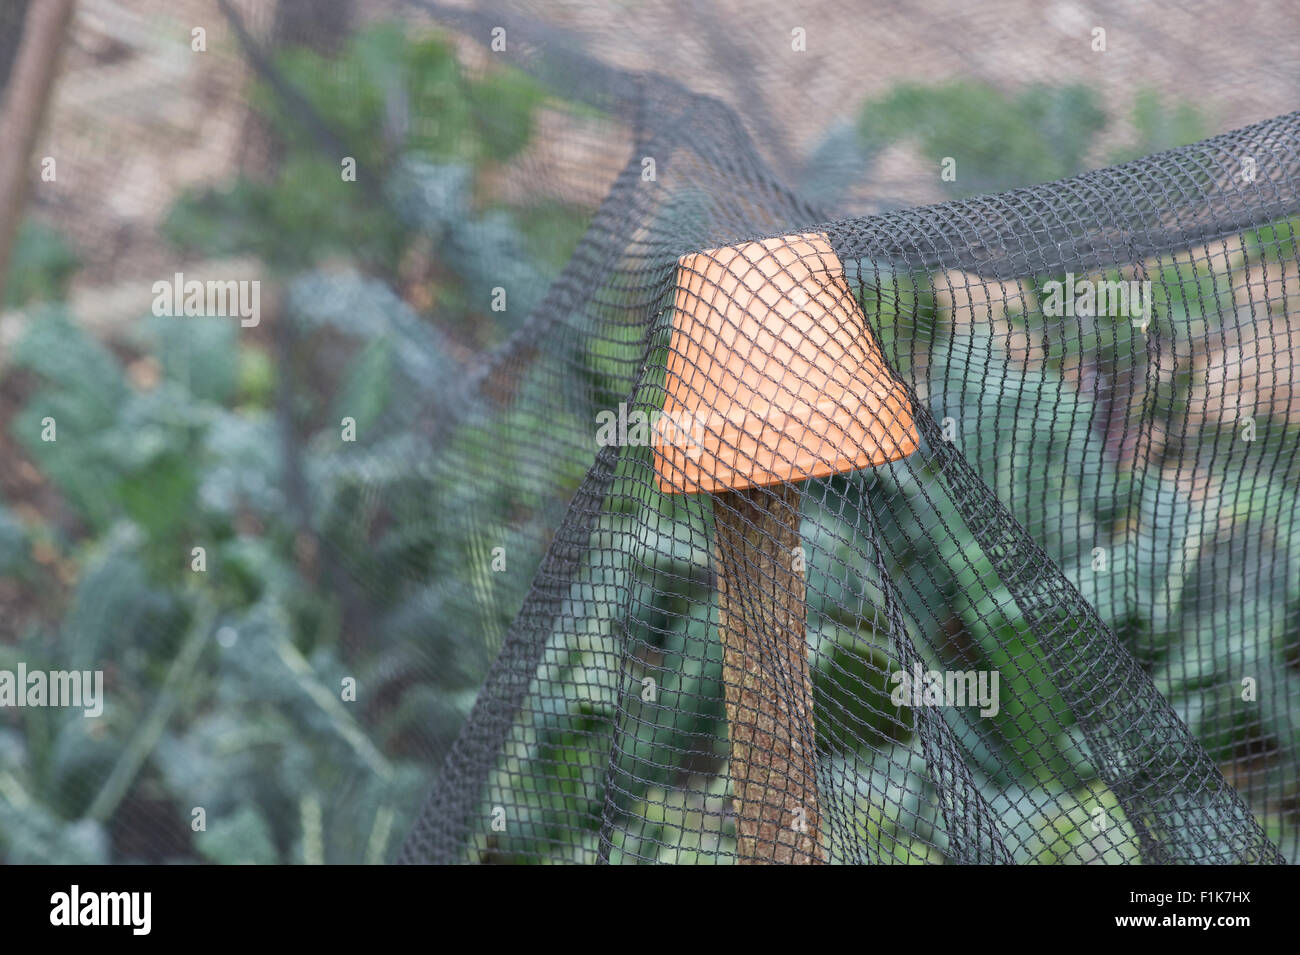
[0,0,76,308]
[714,483,822,863]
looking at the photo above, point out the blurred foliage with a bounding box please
[860,81,1108,195]
[0,301,439,862]
[162,22,584,346]
[852,83,1207,199]
[3,220,78,308]
[0,22,585,863]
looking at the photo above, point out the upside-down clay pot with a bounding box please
[653,232,919,495]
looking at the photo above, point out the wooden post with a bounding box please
[715,483,822,863]
[0,0,76,308]
[652,232,919,864]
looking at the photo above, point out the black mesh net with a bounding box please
[1,0,1298,865]
[398,97,1299,866]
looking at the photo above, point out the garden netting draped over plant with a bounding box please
[2,0,1298,865]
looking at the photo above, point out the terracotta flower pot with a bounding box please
[653,232,918,495]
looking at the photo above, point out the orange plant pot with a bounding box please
[653,232,919,495]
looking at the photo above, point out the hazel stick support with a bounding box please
[714,482,822,863]
[0,0,76,307]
